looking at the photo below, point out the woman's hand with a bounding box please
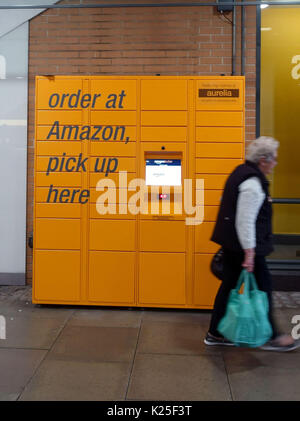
[242,248,255,272]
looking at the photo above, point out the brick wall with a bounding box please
[26,0,258,283]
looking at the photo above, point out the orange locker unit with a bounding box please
[33,76,245,309]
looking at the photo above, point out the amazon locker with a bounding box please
[33,75,245,309]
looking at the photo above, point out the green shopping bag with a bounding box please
[217,269,273,348]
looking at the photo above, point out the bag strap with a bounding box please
[248,272,259,290]
[235,269,259,294]
[235,269,250,294]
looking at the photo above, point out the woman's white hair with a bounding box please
[246,136,279,164]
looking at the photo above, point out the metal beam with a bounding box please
[273,198,300,204]
[1,2,300,10]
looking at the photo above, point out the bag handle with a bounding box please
[235,269,249,295]
[248,272,259,290]
[235,269,259,294]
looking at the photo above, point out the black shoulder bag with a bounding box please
[210,248,224,280]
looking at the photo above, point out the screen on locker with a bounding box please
[145,159,181,186]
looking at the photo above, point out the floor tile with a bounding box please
[0,315,66,349]
[228,365,300,400]
[223,347,300,400]
[50,325,139,362]
[19,355,131,401]
[137,321,220,356]
[142,309,211,326]
[127,353,231,401]
[223,346,300,369]
[0,348,46,401]
[68,308,143,328]
[0,303,74,320]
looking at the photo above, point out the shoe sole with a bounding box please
[204,339,235,346]
[260,339,300,352]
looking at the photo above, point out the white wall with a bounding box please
[0,0,57,37]
[0,1,59,284]
[0,23,28,284]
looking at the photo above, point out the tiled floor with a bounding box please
[0,286,300,401]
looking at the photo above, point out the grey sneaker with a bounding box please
[260,339,300,352]
[204,332,235,347]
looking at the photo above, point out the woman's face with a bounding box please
[259,152,278,175]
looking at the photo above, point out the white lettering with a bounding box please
[0,315,6,340]
[107,405,141,418]
[96,178,116,215]
[291,315,300,340]
[95,173,205,225]
[291,55,300,80]
[184,179,205,226]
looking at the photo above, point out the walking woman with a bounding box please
[205,136,299,351]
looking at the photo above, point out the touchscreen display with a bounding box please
[145,159,181,186]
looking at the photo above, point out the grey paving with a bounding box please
[126,353,231,401]
[223,347,300,401]
[0,285,300,401]
[19,357,131,401]
[50,325,139,362]
[0,348,47,401]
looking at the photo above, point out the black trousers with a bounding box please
[208,249,279,340]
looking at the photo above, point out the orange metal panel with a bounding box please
[141,79,188,110]
[90,79,137,110]
[35,219,81,250]
[188,205,218,224]
[89,204,136,219]
[90,141,136,157]
[88,251,135,303]
[196,158,242,174]
[35,203,81,218]
[36,141,82,156]
[90,126,136,146]
[195,222,219,253]
[37,110,82,125]
[36,187,87,203]
[141,126,187,142]
[89,219,136,251]
[36,156,87,173]
[138,253,186,305]
[90,187,128,204]
[196,111,243,127]
[196,127,243,142]
[91,110,136,126]
[35,172,82,187]
[203,206,219,222]
[89,172,136,188]
[90,157,136,173]
[196,143,243,159]
[138,206,186,220]
[139,220,186,252]
[141,111,187,126]
[196,174,228,190]
[34,250,81,302]
[36,78,83,110]
[37,126,83,141]
[204,190,223,206]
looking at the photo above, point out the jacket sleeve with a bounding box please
[235,177,265,250]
